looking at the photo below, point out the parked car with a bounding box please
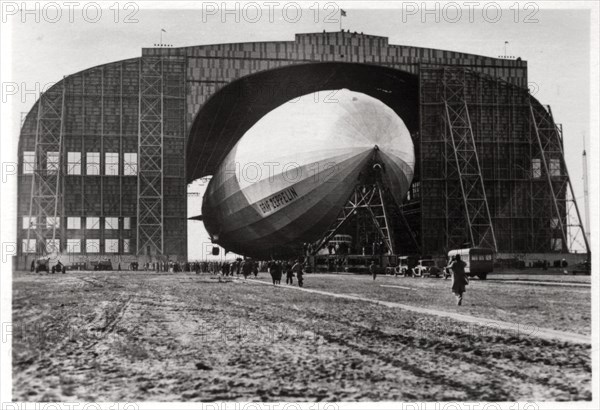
[51,261,66,274]
[92,259,113,271]
[34,258,49,273]
[413,259,441,278]
[395,255,419,276]
[570,260,591,275]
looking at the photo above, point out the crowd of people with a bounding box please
[133,259,307,287]
[134,260,260,276]
[32,252,468,305]
[265,259,304,287]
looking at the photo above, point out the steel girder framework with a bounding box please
[529,101,590,254]
[26,81,66,255]
[137,58,164,256]
[312,183,396,256]
[137,56,187,258]
[419,66,497,252]
[442,68,498,252]
[418,65,589,255]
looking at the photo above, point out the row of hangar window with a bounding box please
[22,152,138,176]
[22,239,130,254]
[22,216,131,230]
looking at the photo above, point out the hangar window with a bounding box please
[22,239,36,253]
[105,152,119,176]
[123,217,131,230]
[46,239,60,253]
[86,217,100,230]
[124,153,138,175]
[86,239,100,253]
[105,217,118,230]
[67,152,81,175]
[549,158,561,177]
[67,239,81,253]
[86,152,100,175]
[123,239,130,253]
[105,239,119,253]
[23,151,35,174]
[46,217,60,228]
[411,182,421,199]
[22,216,36,229]
[551,238,563,251]
[67,217,81,230]
[47,152,60,174]
[531,159,541,179]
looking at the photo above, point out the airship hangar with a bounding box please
[16,30,590,268]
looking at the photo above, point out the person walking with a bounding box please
[292,260,304,287]
[285,260,294,285]
[242,259,252,280]
[268,260,278,285]
[369,260,377,280]
[275,261,283,284]
[449,254,468,306]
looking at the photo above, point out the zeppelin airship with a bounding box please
[201,89,415,257]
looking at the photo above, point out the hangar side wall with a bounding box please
[17,57,188,268]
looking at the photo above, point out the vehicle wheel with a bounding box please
[478,273,487,280]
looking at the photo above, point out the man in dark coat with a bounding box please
[369,261,377,280]
[292,260,304,287]
[285,261,294,285]
[268,260,278,285]
[242,259,252,280]
[274,261,283,284]
[449,254,468,305]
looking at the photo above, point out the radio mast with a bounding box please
[582,134,591,246]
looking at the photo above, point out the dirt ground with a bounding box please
[12,270,591,402]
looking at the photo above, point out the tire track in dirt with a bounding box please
[293,306,588,392]
[242,279,590,344]
[221,290,508,400]
[234,280,591,400]
[12,272,592,402]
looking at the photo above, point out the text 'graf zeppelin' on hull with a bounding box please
[201,89,415,257]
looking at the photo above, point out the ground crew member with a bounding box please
[293,260,304,287]
[449,254,468,306]
[242,259,252,280]
[285,261,294,285]
[370,260,377,280]
[268,260,277,285]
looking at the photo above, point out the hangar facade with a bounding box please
[16,30,588,267]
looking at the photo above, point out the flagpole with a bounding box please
[160,30,163,44]
[340,10,342,31]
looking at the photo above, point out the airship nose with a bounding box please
[201,89,415,257]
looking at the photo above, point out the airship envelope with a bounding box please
[202,89,415,257]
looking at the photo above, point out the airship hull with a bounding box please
[201,89,415,257]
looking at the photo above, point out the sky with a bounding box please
[1,1,598,259]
